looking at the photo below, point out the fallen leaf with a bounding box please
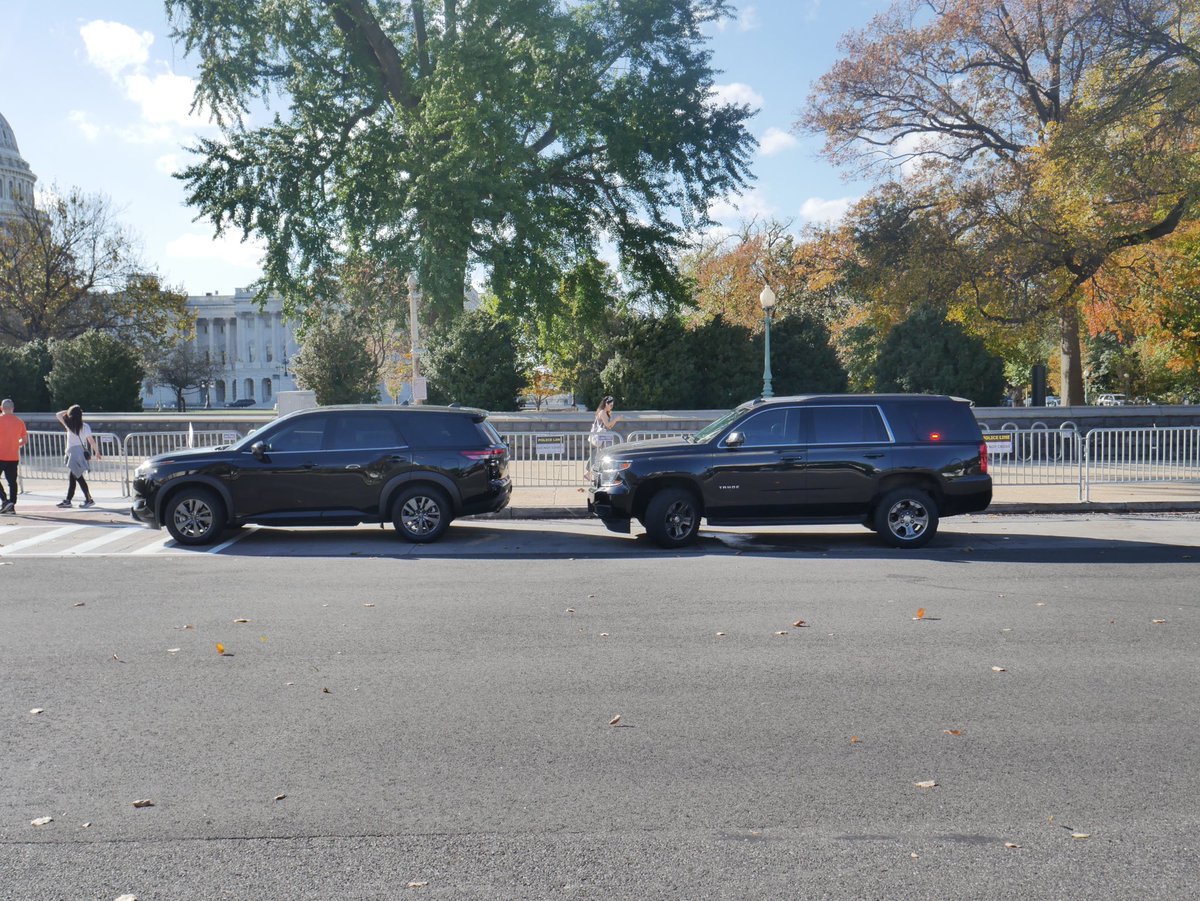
[116,896,138,901]
[599,632,609,638]
[1152,619,1166,624]
[1036,602,1046,607]
[793,619,807,628]
[565,608,575,613]
[112,654,125,663]
[914,607,926,620]
[715,631,726,636]
[167,648,180,654]
[774,630,789,636]
[274,794,287,801]
[910,852,920,859]
[913,780,938,789]
[80,822,91,828]
[72,601,84,606]
[849,735,860,744]
[260,635,268,642]
[1071,833,1090,840]
[362,603,375,608]
[407,882,429,889]
[30,816,52,826]
[1004,842,1020,849]
[216,643,225,655]
[943,729,963,736]
[608,714,622,726]
[131,799,154,809]
[233,618,250,623]
[991,666,1007,672]
[322,687,331,694]
[286,682,294,686]
[29,708,44,715]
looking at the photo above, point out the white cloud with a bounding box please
[124,71,206,128]
[155,153,181,175]
[166,231,265,272]
[799,196,856,224]
[738,6,760,31]
[759,127,798,156]
[709,82,764,110]
[80,20,153,78]
[708,188,777,223]
[68,110,100,142]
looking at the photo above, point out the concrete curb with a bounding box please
[475,502,1200,521]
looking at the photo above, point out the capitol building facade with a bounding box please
[0,112,37,220]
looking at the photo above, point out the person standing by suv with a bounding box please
[0,398,28,514]
[54,405,101,509]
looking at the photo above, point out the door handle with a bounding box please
[780,455,805,463]
[863,453,885,459]
[345,464,362,471]
[301,462,315,470]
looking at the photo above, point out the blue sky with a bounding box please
[1,1,887,295]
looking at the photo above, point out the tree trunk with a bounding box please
[1059,305,1085,406]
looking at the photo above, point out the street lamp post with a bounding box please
[759,283,777,399]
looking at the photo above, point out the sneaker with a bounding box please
[80,499,97,509]
[0,501,12,514]
[56,499,73,508]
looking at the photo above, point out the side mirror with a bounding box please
[250,440,267,460]
[724,431,745,448]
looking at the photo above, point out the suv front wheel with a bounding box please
[643,487,701,549]
[165,487,225,546]
[393,485,451,543]
[874,487,939,549]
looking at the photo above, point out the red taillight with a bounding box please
[462,447,506,460]
[979,441,988,474]
[929,432,942,441]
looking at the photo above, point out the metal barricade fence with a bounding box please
[625,431,691,443]
[983,425,1083,495]
[499,431,623,487]
[122,430,234,494]
[1083,426,1200,501]
[18,431,124,492]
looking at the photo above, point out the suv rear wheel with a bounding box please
[165,487,225,546]
[393,485,451,543]
[874,487,939,549]
[643,487,701,549]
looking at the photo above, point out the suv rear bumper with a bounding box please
[461,477,512,516]
[940,475,992,515]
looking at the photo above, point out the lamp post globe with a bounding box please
[759,284,777,399]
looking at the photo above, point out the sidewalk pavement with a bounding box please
[10,477,1200,520]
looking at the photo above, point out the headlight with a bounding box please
[597,458,631,484]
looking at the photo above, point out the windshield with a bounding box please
[690,403,756,444]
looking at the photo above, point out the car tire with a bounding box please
[643,487,701,549]
[393,485,452,543]
[873,487,939,549]
[164,487,225,546]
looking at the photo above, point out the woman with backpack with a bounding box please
[54,405,101,509]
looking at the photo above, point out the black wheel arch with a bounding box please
[632,476,705,522]
[869,473,943,518]
[380,472,463,518]
[156,476,233,527]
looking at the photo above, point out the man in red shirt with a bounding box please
[0,398,29,514]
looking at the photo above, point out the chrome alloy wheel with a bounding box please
[885,497,929,542]
[172,496,215,539]
[401,494,443,537]
[663,499,696,542]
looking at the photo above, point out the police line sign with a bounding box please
[982,433,1012,455]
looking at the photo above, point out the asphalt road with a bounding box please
[3,514,1199,900]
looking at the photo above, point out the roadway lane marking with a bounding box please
[206,525,258,554]
[68,527,147,555]
[0,525,22,539]
[132,533,177,555]
[0,525,87,555]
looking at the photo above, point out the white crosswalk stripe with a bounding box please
[0,525,87,555]
[67,527,146,555]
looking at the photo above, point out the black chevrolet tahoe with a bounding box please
[588,394,991,549]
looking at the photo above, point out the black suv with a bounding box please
[131,405,510,545]
[588,395,991,549]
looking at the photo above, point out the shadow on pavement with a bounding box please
[176,521,1200,564]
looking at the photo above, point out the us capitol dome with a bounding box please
[0,111,38,220]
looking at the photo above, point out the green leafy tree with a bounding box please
[874,308,1006,406]
[424,310,523,411]
[600,316,698,409]
[768,314,848,396]
[686,316,759,407]
[167,0,755,327]
[46,331,145,412]
[0,341,53,411]
[291,315,381,405]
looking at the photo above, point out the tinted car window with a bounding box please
[805,406,890,444]
[403,413,485,448]
[327,413,402,450]
[266,414,329,452]
[737,408,800,447]
[896,401,980,443]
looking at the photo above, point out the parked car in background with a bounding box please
[1045,395,1061,406]
[588,394,991,550]
[225,398,257,408]
[1095,393,1127,406]
[131,405,511,545]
